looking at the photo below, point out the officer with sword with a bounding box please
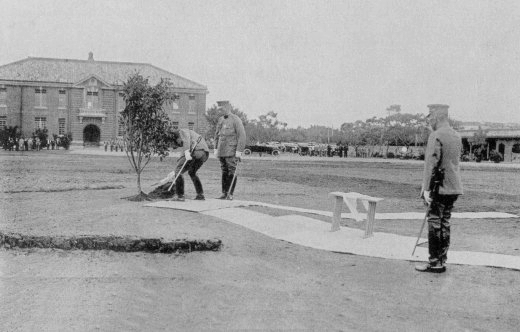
[214,101,246,200]
[415,104,463,273]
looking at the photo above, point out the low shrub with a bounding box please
[59,132,73,150]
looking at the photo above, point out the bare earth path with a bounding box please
[1,150,519,331]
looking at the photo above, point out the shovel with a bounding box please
[150,170,176,187]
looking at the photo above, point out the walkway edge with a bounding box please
[203,208,520,271]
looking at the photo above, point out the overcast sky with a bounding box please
[1,0,520,127]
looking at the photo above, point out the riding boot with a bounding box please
[221,174,228,194]
[218,174,229,199]
[175,175,185,197]
[191,174,203,196]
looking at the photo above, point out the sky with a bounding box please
[1,0,520,127]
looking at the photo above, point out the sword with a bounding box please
[412,207,429,256]
[226,156,241,197]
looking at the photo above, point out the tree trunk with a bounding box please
[137,171,142,194]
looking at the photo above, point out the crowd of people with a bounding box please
[102,139,126,152]
[4,136,63,151]
[295,143,349,157]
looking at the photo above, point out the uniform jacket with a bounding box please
[422,123,463,195]
[214,113,246,157]
[178,129,209,154]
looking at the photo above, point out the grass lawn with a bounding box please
[1,150,519,331]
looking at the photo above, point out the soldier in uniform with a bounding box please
[169,128,210,201]
[416,104,463,273]
[214,101,246,200]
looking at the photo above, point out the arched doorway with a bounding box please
[83,124,100,145]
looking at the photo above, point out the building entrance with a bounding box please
[83,124,100,145]
[498,143,505,156]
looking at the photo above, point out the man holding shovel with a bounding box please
[214,101,246,200]
[168,128,210,201]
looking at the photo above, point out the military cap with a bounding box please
[426,104,449,118]
[217,101,230,107]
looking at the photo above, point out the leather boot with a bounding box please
[191,175,204,197]
[175,175,184,197]
[217,193,227,199]
[415,263,446,273]
[221,174,228,194]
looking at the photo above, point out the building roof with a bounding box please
[0,55,207,91]
[458,129,520,139]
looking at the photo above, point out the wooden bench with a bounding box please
[328,192,384,238]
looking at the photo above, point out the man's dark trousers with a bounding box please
[175,151,209,197]
[219,156,238,195]
[427,194,458,266]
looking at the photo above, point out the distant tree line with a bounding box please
[204,104,461,150]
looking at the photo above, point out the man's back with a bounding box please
[430,125,463,195]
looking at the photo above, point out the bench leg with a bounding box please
[331,196,343,232]
[364,201,377,238]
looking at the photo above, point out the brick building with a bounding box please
[0,52,208,145]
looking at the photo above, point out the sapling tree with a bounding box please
[120,73,176,201]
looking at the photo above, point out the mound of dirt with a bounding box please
[0,232,221,253]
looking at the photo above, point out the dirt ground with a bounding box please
[1,150,519,331]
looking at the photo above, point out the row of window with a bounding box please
[0,115,196,137]
[0,88,6,106]
[34,88,68,108]
[160,122,195,130]
[0,116,65,135]
[35,88,97,109]
[116,120,194,136]
[171,122,195,130]
[153,94,197,114]
[36,88,69,108]
[34,117,66,135]
[1,88,197,114]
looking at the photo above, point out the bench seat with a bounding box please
[328,192,384,238]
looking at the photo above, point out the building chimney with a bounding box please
[88,52,94,61]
